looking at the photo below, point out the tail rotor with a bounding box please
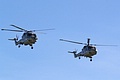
[8,35,18,45]
[68,49,77,58]
[8,35,18,41]
[68,49,77,54]
[8,38,17,41]
[16,35,19,40]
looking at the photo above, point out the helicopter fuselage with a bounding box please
[77,46,97,58]
[68,45,97,61]
[17,32,37,46]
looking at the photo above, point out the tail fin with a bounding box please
[68,51,77,58]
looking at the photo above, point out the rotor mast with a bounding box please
[87,38,90,46]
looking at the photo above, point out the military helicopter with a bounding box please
[60,38,116,61]
[1,24,54,49]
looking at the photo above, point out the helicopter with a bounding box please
[1,24,54,49]
[60,38,116,61]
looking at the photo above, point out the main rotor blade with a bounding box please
[92,44,118,46]
[60,39,86,45]
[31,28,55,32]
[1,29,23,32]
[10,24,26,31]
[36,32,47,34]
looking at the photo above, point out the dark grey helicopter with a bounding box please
[1,24,54,49]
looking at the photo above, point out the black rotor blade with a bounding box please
[1,29,23,32]
[60,39,86,45]
[91,44,118,46]
[31,28,55,32]
[10,24,26,31]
